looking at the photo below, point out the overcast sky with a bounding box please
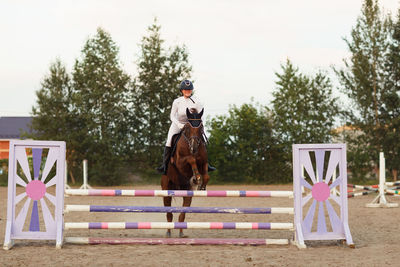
[1,0,399,120]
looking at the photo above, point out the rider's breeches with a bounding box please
[165,123,181,147]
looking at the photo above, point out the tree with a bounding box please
[272,59,339,153]
[382,8,400,180]
[72,28,131,185]
[30,59,82,183]
[132,20,192,167]
[335,0,394,180]
[31,59,72,140]
[207,102,289,184]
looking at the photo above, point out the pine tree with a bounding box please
[31,59,72,140]
[272,59,339,153]
[30,59,83,184]
[132,20,192,167]
[72,28,131,185]
[383,8,400,180]
[335,0,393,180]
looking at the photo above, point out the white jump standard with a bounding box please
[366,152,398,208]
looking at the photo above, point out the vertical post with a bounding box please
[56,144,66,248]
[3,141,17,249]
[301,164,305,194]
[379,152,385,197]
[340,143,353,246]
[293,145,306,248]
[79,159,92,190]
[65,160,71,190]
[366,152,398,208]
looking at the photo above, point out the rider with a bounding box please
[156,79,216,174]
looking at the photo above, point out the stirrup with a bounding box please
[156,165,164,174]
[208,165,216,172]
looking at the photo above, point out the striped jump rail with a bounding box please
[65,222,294,230]
[65,205,294,214]
[348,189,377,198]
[347,187,381,193]
[347,184,377,190]
[387,186,400,190]
[65,189,293,197]
[65,237,290,246]
[386,189,400,195]
[386,181,400,186]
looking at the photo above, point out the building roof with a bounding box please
[334,125,360,134]
[0,117,33,139]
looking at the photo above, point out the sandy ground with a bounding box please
[0,184,399,267]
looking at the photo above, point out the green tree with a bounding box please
[72,28,131,185]
[335,0,393,180]
[31,59,72,140]
[30,59,84,183]
[207,102,289,184]
[132,20,192,167]
[383,8,400,180]
[272,59,339,153]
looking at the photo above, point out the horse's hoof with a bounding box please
[179,232,188,238]
[166,231,171,238]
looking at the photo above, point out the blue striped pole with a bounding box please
[65,205,294,214]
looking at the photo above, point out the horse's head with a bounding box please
[183,108,204,155]
[186,108,203,128]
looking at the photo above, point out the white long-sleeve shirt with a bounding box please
[165,95,204,146]
[170,96,204,129]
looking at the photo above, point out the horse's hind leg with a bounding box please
[178,196,192,238]
[163,196,173,237]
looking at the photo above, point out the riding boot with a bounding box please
[208,162,216,172]
[156,146,172,174]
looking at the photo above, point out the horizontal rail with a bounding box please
[65,237,290,246]
[65,222,293,230]
[348,190,377,198]
[65,222,294,230]
[387,186,400,190]
[386,181,400,186]
[65,205,294,214]
[386,189,400,195]
[347,184,377,190]
[65,189,293,198]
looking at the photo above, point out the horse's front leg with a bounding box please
[161,175,173,237]
[187,156,201,186]
[198,163,210,191]
[163,196,173,238]
[178,196,192,238]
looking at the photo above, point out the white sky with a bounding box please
[1,0,399,120]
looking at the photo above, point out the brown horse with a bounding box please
[161,108,210,238]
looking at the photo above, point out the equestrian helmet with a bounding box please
[180,80,194,90]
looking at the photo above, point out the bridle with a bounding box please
[182,122,206,155]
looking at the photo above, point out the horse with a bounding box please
[161,107,210,238]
